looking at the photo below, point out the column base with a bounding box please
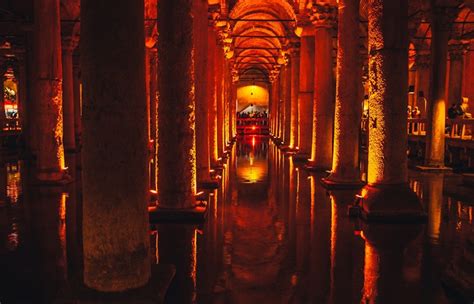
[359,184,426,222]
[304,161,330,172]
[63,264,175,304]
[149,204,207,223]
[198,179,220,190]
[35,170,73,185]
[415,165,453,172]
[321,176,365,190]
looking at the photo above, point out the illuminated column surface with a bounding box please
[194,0,211,186]
[414,52,430,118]
[295,33,315,160]
[81,0,151,291]
[72,55,81,149]
[61,33,78,153]
[289,43,300,150]
[447,44,465,107]
[216,45,225,158]
[208,25,219,165]
[423,7,457,169]
[322,0,363,187]
[283,61,292,147]
[278,70,285,141]
[361,0,425,220]
[307,5,336,170]
[157,0,198,209]
[34,0,68,182]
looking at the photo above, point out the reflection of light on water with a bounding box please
[6,223,19,251]
[191,228,197,303]
[6,162,21,205]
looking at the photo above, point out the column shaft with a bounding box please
[194,0,210,183]
[447,48,464,106]
[309,26,334,169]
[361,0,424,220]
[157,0,197,208]
[284,62,292,145]
[61,47,76,152]
[298,35,315,158]
[216,47,224,157]
[72,56,82,148]
[290,50,300,149]
[81,0,150,291]
[34,0,67,181]
[367,0,408,185]
[425,9,451,167]
[325,0,362,184]
[149,50,158,191]
[207,27,219,164]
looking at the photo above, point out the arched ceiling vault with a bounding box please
[228,0,297,83]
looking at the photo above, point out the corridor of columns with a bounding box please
[0,0,473,303]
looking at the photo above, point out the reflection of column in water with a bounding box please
[328,190,365,304]
[294,168,311,302]
[287,157,296,268]
[309,174,331,303]
[29,187,68,301]
[65,181,82,277]
[424,174,443,244]
[361,224,421,304]
[158,224,197,304]
[0,161,6,207]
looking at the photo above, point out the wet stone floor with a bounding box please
[0,136,473,303]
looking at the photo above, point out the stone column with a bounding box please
[61,35,79,153]
[424,7,457,168]
[283,61,292,147]
[295,34,315,160]
[289,44,300,150]
[81,0,150,291]
[216,46,225,158]
[208,25,219,165]
[447,44,465,106]
[194,0,211,186]
[270,72,280,138]
[72,54,81,149]
[157,0,199,209]
[322,0,363,187]
[34,0,68,182]
[149,49,158,191]
[278,71,285,141]
[307,4,336,170]
[0,64,6,132]
[360,0,424,220]
[414,52,430,117]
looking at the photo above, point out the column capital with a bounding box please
[448,43,467,61]
[308,3,337,29]
[430,5,459,32]
[61,21,80,52]
[288,43,301,57]
[61,34,79,53]
[415,52,431,69]
[231,69,239,83]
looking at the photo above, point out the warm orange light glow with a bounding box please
[237,85,269,110]
[362,241,379,302]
